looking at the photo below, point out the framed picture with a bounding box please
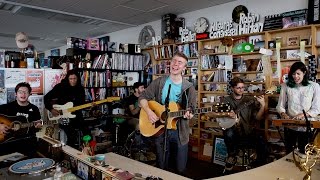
[50,49,60,56]
[287,35,300,46]
[212,136,228,166]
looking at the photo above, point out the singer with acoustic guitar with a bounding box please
[0,82,42,156]
[44,69,87,149]
[215,77,267,172]
[139,52,196,175]
[276,62,320,155]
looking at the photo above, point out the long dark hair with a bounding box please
[286,61,309,88]
[62,69,82,87]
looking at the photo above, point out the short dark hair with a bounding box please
[133,82,144,90]
[230,77,244,87]
[15,82,32,94]
[173,52,188,63]
[287,61,309,87]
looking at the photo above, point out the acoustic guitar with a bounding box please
[47,97,120,122]
[139,101,230,137]
[0,114,58,143]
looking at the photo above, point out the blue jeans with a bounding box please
[223,126,268,165]
[154,130,188,174]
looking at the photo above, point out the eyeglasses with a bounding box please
[17,90,29,95]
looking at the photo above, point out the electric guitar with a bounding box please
[139,101,230,137]
[47,97,120,122]
[0,114,59,143]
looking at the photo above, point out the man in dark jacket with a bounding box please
[44,69,86,149]
[139,52,196,175]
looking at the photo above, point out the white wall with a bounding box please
[106,0,308,45]
[48,0,308,54]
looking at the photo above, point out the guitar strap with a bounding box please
[180,88,189,110]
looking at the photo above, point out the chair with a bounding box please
[234,138,257,170]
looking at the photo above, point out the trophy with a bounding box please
[292,110,320,180]
[293,143,320,180]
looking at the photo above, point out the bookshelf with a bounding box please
[147,24,320,162]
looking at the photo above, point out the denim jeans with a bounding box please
[284,128,309,154]
[154,130,188,174]
[223,126,268,165]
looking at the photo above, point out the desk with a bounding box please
[62,146,189,180]
[208,153,320,180]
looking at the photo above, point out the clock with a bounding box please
[194,17,209,33]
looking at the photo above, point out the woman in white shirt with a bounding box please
[276,61,320,154]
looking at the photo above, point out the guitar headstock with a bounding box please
[212,103,231,113]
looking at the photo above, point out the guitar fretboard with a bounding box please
[168,107,212,118]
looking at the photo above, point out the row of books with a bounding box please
[80,70,111,88]
[111,53,145,71]
[201,55,232,70]
[153,61,170,74]
[153,45,174,59]
[206,69,228,82]
[85,88,107,102]
[175,42,198,58]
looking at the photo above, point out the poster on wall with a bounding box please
[5,69,26,88]
[212,136,228,166]
[26,70,44,95]
[50,49,60,56]
[0,88,7,105]
[7,88,15,103]
[44,69,63,94]
[29,95,44,119]
[0,69,4,87]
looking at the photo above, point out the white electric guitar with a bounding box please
[47,97,120,123]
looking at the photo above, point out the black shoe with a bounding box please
[225,156,237,171]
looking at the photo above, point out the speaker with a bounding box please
[162,13,177,39]
[308,0,320,24]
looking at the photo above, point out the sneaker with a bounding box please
[225,156,237,171]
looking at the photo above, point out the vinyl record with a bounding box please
[232,5,248,23]
[241,42,254,53]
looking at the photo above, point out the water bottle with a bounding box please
[53,165,63,180]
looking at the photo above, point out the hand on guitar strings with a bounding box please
[254,95,265,107]
[147,109,159,123]
[183,110,194,120]
[228,110,237,119]
[34,120,43,128]
[50,109,60,117]
[0,124,9,134]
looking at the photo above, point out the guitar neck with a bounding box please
[169,107,212,118]
[68,97,120,112]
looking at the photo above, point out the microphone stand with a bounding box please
[302,110,312,143]
[162,84,171,169]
